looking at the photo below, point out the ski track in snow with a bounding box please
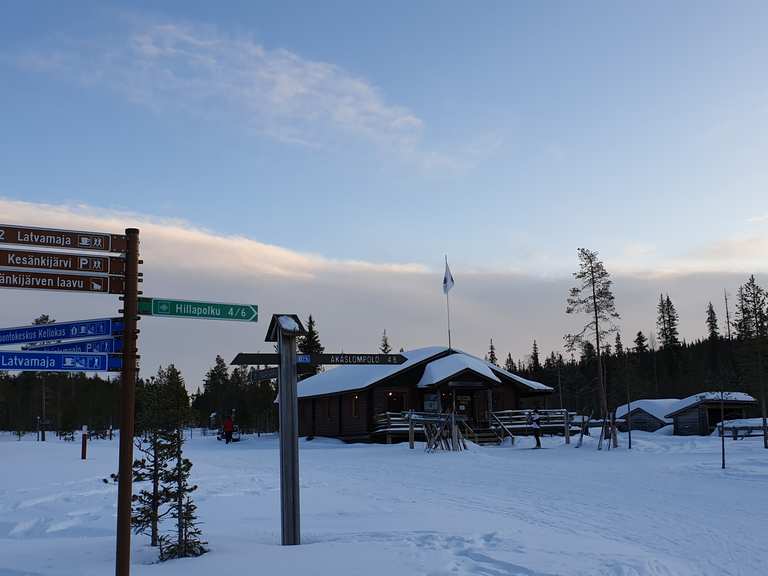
[0,431,766,575]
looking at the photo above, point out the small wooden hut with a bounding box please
[665,392,757,436]
[615,399,679,432]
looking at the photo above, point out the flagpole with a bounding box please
[445,255,452,350]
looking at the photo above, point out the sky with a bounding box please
[1,2,768,386]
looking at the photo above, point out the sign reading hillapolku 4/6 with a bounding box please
[138,297,258,322]
[0,350,122,372]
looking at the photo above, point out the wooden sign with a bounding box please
[0,224,127,253]
[0,248,125,275]
[0,270,124,294]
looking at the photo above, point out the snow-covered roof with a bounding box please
[664,392,757,418]
[615,399,680,423]
[417,353,501,388]
[296,346,551,399]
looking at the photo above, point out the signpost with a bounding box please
[0,350,122,372]
[0,270,125,294]
[0,222,139,576]
[232,322,409,548]
[0,224,127,252]
[27,337,123,354]
[0,318,123,346]
[0,248,125,275]
[138,297,258,322]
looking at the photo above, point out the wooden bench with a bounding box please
[718,424,766,440]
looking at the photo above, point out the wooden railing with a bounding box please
[489,409,579,444]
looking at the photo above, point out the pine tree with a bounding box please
[565,248,620,424]
[504,353,516,373]
[298,315,324,376]
[379,330,392,354]
[656,294,680,349]
[530,340,541,372]
[706,302,720,341]
[158,428,207,560]
[486,339,498,365]
[203,356,230,425]
[634,331,648,354]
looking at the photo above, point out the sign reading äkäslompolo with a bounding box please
[0,350,122,372]
[139,297,258,322]
[232,352,408,365]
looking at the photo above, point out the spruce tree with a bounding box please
[706,302,720,341]
[131,365,190,547]
[614,332,624,357]
[634,331,648,353]
[530,340,541,372]
[298,315,324,375]
[665,295,681,348]
[159,428,207,560]
[487,339,498,365]
[504,353,516,373]
[379,330,392,354]
[203,356,230,425]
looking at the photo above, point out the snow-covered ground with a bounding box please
[1,430,766,576]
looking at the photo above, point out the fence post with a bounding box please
[564,410,570,445]
[408,411,415,449]
[81,425,88,460]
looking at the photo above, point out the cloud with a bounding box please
[10,22,423,151]
[0,199,762,389]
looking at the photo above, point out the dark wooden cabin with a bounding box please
[665,392,757,436]
[615,399,679,432]
[296,347,552,442]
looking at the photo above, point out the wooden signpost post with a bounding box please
[232,334,407,546]
[0,223,139,576]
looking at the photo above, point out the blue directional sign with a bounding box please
[297,354,311,364]
[27,337,123,354]
[0,351,122,372]
[0,318,123,347]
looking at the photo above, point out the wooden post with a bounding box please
[408,411,415,449]
[81,425,88,460]
[115,228,140,576]
[564,410,570,445]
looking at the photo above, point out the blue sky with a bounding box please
[3,1,767,270]
[1,2,768,381]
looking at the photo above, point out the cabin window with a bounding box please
[352,395,359,418]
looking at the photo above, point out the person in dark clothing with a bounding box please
[223,416,234,444]
[530,408,542,449]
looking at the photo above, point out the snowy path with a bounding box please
[0,431,766,575]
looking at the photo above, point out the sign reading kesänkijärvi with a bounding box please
[138,297,258,322]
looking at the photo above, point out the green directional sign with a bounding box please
[138,297,258,322]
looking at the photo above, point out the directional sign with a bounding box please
[138,297,258,322]
[0,248,125,275]
[27,337,123,354]
[0,318,123,347]
[311,353,408,365]
[0,350,122,372]
[0,224,127,253]
[0,270,124,294]
[232,352,408,366]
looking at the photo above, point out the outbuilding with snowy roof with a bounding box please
[615,399,680,432]
[295,346,552,442]
[663,392,757,436]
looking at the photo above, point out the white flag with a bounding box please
[443,258,454,294]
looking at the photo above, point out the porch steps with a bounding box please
[467,427,503,446]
